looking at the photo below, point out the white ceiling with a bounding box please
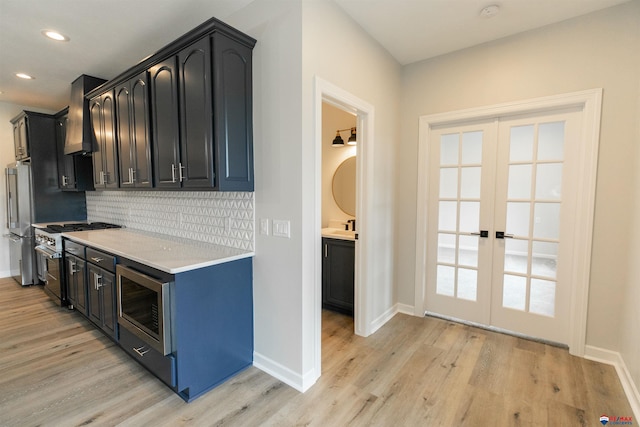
[0,0,632,112]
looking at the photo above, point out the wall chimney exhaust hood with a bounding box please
[64,75,107,155]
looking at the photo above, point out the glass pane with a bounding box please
[460,167,481,199]
[508,164,532,199]
[506,202,530,237]
[533,203,560,239]
[438,233,456,264]
[535,163,562,200]
[457,268,477,301]
[461,131,482,164]
[530,279,556,316]
[458,235,478,267]
[503,274,527,311]
[436,265,455,297]
[531,241,558,279]
[439,201,457,231]
[440,168,458,198]
[538,122,564,161]
[504,239,529,274]
[459,201,479,233]
[441,133,459,165]
[510,125,534,162]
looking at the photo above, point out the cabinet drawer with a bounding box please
[119,327,176,388]
[64,240,85,258]
[86,247,116,273]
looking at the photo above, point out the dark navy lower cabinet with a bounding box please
[322,238,355,316]
[118,256,254,402]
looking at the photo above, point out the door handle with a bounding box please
[495,231,514,239]
[470,230,489,238]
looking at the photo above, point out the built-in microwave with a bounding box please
[116,265,174,355]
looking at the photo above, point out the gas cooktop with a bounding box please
[40,222,122,234]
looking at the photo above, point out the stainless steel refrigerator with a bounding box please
[5,162,35,285]
[5,159,87,286]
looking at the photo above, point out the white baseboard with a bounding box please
[0,271,12,279]
[396,303,415,316]
[584,345,640,420]
[369,305,398,335]
[253,352,318,393]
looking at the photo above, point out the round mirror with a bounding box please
[332,156,356,216]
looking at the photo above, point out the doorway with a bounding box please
[313,77,375,378]
[415,90,602,354]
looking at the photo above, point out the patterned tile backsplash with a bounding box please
[86,191,254,251]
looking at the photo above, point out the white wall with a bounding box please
[322,102,356,228]
[397,1,640,357]
[301,0,401,379]
[0,102,55,278]
[622,62,640,397]
[228,0,401,389]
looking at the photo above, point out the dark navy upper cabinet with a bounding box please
[55,108,94,191]
[90,91,119,189]
[87,17,256,192]
[116,72,152,188]
[179,37,214,188]
[150,58,181,189]
[213,32,254,191]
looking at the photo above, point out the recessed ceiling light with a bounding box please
[479,5,500,19]
[16,73,35,80]
[42,29,70,42]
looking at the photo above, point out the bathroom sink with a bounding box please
[321,228,356,240]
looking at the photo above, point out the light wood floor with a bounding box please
[0,277,633,426]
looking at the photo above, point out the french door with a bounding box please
[424,107,581,344]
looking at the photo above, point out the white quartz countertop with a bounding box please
[321,227,357,241]
[62,229,254,274]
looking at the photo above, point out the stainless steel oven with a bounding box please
[35,244,64,304]
[116,265,173,355]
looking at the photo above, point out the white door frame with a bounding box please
[414,89,602,356]
[313,76,375,374]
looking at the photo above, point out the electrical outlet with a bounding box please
[273,220,291,238]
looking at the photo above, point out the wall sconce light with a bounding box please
[332,127,357,147]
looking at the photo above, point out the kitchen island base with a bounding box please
[118,256,253,402]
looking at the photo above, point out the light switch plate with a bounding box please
[260,218,270,235]
[273,219,291,238]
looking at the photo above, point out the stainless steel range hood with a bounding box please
[64,75,107,155]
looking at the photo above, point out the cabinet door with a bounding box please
[322,238,355,315]
[88,264,102,326]
[115,84,134,187]
[90,97,105,187]
[67,255,88,316]
[102,92,119,188]
[179,37,214,188]
[150,58,181,188]
[212,33,254,191]
[101,271,117,338]
[13,116,28,160]
[130,73,152,187]
[56,114,72,188]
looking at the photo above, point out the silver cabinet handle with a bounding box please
[90,257,104,263]
[125,167,134,184]
[99,171,105,185]
[69,259,77,275]
[178,163,185,182]
[133,346,150,357]
[61,175,69,187]
[93,272,103,290]
[171,164,176,183]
